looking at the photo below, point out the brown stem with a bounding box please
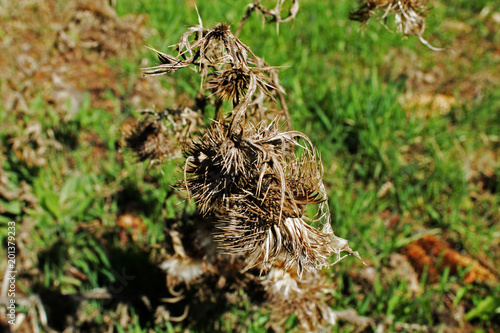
[229,73,257,136]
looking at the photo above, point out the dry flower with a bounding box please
[123,107,202,163]
[206,68,250,103]
[236,0,300,36]
[262,262,336,332]
[143,21,290,127]
[350,0,443,51]
[183,120,361,276]
[124,116,176,163]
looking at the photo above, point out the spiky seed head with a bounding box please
[183,120,357,275]
[206,68,249,103]
[210,23,232,40]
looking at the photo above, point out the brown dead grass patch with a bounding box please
[0,0,169,117]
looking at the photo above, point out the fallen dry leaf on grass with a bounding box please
[403,235,497,285]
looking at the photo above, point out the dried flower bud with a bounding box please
[262,263,337,332]
[206,68,250,103]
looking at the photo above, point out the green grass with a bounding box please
[1,0,499,331]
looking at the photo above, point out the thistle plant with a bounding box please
[125,3,362,330]
[139,13,361,274]
[124,107,202,162]
[184,120,358,275]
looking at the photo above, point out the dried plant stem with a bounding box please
[229,72,257,135]
[277,85,292,129]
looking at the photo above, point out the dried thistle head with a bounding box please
[207,22,232,41]
[143,22,255,77]
[157,107,203,141]
[350,0,443,51]
[123,115,175,163]
[206,66,283,106]
[183,120,361,275]
[123,107,202,163]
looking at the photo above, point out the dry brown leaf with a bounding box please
[403,235,497,285]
